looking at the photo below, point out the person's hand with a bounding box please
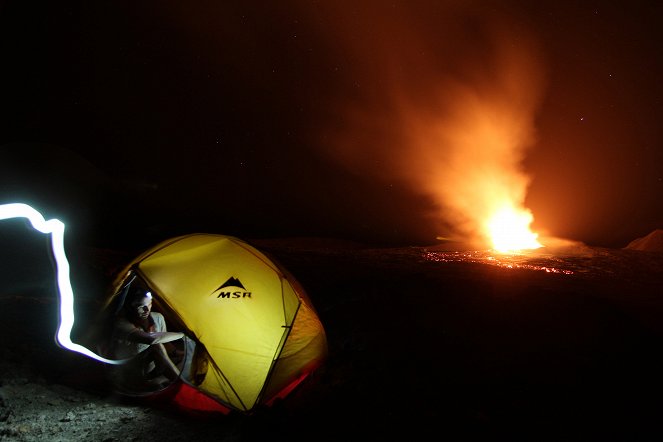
[150,331,184,344]
[128,330,184,345]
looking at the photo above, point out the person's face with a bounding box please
[130,295,152,320]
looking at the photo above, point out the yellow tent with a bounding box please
[101,234,327,414]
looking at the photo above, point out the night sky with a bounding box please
[1,1,661,249]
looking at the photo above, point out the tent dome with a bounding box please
[100,234,327,414]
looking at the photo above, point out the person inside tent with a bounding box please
[109,286,184,392]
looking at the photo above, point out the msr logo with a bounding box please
[212,277,252,299]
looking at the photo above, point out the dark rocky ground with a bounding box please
[1,236,663,441]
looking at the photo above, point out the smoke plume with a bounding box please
[311,1,547,244]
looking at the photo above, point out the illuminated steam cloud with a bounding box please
[313,2,546,246]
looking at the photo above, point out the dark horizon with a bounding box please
[1,1,661,250]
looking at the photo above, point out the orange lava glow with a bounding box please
[312,3,548,249]
[485,205,542,252]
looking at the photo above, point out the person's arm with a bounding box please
[121,312,183,345]
[152,342,181,380]
[127,329,184,345]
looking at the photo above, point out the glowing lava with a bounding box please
[485,205,542,253]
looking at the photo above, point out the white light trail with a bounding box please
[0,202,126,364]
